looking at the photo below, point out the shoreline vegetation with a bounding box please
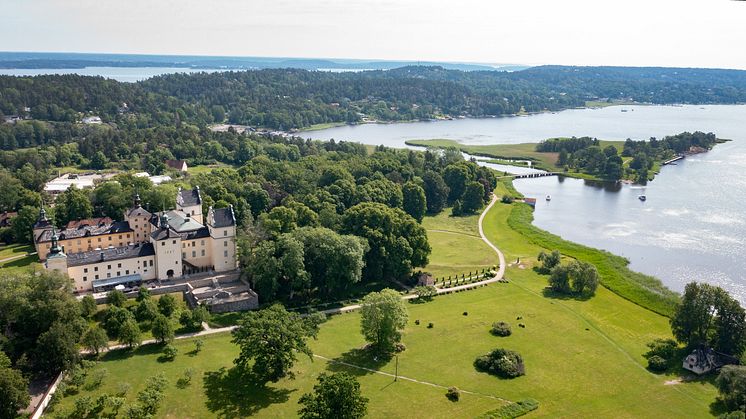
[500,178,680,316]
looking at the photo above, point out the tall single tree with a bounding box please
[422,171,449,214]
[231,304,321,383]
[360,289,408,353]
[81,325,109,356]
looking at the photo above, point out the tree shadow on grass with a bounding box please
[541,287,592,302]
[203,367,294,418]
[100,343,162,361]
[325,347,391,377]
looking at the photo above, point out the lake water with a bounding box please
[304,105,746,302]
[0,67,220,82]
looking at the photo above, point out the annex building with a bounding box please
[35,187,238,292]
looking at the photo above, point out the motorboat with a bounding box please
[638,195,647,201]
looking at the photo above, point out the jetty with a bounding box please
[662,155,685,165]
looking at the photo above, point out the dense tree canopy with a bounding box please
[360,289,409,353]
[298,372,368,419]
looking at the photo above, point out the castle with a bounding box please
[35,187,238,293]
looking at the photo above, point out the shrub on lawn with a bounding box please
[647,355,668,372]
[490,322,512,337]
[446,386,460,401]
[474,348,525,378]
[162,344,178,361]
[427,322,434,328]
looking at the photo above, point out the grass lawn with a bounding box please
[422,210,497,279]
[297,122,348,131]
[50,183,717,418]
[186,164,232,176]
[0,243,34,260]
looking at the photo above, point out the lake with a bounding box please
[304,105,746,302]
[0,67,220,82]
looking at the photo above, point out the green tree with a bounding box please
[360,289,408,353]
[136,286,151,302]
[81,325,109,356]
[716,365,746,413]
[290,227,368,297]
[342,203,430,281]
[135,298,159,322]
[537,250,561,274]
[246,235,309,301]
[422,171,449,214]
[54,185,93,226]
[0,352,30,419]
[548,265,571,293]
[671,282,746,356]
[443,164,471,203]
[80,295,98,318]
[104,306,135,338]
[106,289,126,307]
[11,205,40,244]
[119,318,142,349]
[158,294,178,317]
[151,314,175,344]
[89,151,109,170]
[402,182,427,223]
[91,181,128,220]
[460,181,485,214]
[231,304,319,383]
[298,372,368,419]
[569,261,600,295]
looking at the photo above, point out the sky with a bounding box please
[2,0,746,69]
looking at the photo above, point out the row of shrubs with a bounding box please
[476,399,540,419]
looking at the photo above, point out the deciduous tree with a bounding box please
[298,372,368,419]
[360,289,408,353]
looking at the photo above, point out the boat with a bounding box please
[546,195,551,201]
[638,195,647,201]
[621,109,628,112]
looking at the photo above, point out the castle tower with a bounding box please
[150,212,182,280]
[45,227,68,274]
[124,192,152,244]
[176,186,203,224]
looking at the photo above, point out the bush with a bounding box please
[644,338,678,361]
[446,386,460,402]
[490,322,512,337]
[501,195,514,204]
[647,355,668,372]
[474,348,525,378]
[413,285,437,301]
[427,322,434,329]
[162,344,178,361]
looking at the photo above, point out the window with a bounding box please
[161,242,165,247]
[223,231,227,236]
[224,250,228,257]
[125,270,130,275]
[108,236,112,241]
[117,272,120,277]
[192,251,196,258]
[127,234,131,239]
[119,235,122,239]
[201,249,205,256]
[182,252,186,259]
[83,276,87,282]
[107,273,111,278]
[149,260,153,267]
[84,268,88,273]
[98,238,101,242]
[94,267,98,272]
[118,263,122,268]
[201,240,205,246]
[95,274,99,280]
[224,241,228,247]
[107,265,111,270]
[172,240,176,244]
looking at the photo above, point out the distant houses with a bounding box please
[81,116,102,124]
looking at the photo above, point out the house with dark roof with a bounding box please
[41,187,238,292]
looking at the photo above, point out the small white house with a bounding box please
[82,116,102,124]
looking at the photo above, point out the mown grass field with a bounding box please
[421,210,498,279]
[0,244,41,275]
[51,181,718,418]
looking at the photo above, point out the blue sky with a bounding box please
[2,0,745,69]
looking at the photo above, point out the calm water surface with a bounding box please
[307,105,746,302]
